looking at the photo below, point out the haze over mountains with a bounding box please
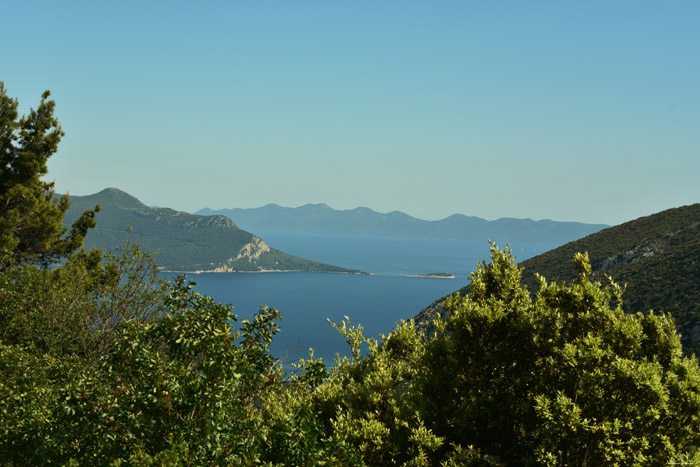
[415,203,700,355]
[197,204,608,245]
[63,188,361,274]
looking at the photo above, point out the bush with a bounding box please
[310,245,700,466]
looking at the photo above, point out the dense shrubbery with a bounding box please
[0,250,283,464]
[3,244,699,465]
[2,84,699,465]
[305,246,700,465]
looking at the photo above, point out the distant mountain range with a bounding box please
[63,188,362,274]
[196,204,608,245]
[415,203,700,355]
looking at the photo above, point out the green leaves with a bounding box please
[421,244,700,464]
[310,243,700,465]
[2,224,699,465]
[0,82,99,267]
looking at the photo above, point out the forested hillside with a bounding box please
[416,204,700,356]
[64,188,361,274]
[518,204,700,355]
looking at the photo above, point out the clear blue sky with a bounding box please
[3,1,699,225]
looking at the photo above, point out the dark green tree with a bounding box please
[0,82,98,267]
[309,244,700,466]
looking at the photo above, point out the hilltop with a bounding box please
[197,204,607,245]
[415,204,700,355]
[63,188,362,274]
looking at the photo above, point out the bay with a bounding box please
[164,235,556,365]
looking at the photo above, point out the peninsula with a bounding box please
[63,188,364,274]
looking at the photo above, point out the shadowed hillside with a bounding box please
[416,204,700,355]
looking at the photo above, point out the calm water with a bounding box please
[163,235,556,365]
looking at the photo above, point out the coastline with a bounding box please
[160,268,373,275]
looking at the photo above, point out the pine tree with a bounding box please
[0,82,99,266]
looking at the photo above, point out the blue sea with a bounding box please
[163,234,556,365]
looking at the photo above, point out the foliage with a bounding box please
[57,277,283,465]
[307,244,700,466]
[0,82,98,267]
[313,318,443,466]
[420,246,700,464]
[518,203,700,355]
[0,257,294,464]
[255,351,362,466]
[0,342,84,462]
[0,239,167,362]
[2,237,699,465]
[0,237,354,464]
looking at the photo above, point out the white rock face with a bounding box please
[204,238,272,272]
[234,238,271,261]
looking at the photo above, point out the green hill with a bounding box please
[63,188,362,274]
[415,204,700,355]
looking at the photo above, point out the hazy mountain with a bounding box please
[63,188,362,274]
[197,204,608,245]
[414,203,700,355]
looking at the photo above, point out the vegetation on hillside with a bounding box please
[64,188,363,273]
[2,84,699,465]
[517,205,700,355]
[416,205,700,357]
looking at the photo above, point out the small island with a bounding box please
[405,272,456,279]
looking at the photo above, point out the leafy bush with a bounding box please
[0,261,292,464]
[2,242,699,465]
[308,245,700,466]
[0,241,166,362]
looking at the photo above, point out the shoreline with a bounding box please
[160,268,374,275]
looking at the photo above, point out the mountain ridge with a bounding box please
[196,204,608,244]
[63,188,362,274]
